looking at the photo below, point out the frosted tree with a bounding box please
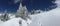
[1,10,10,22]
[35,9,44,13]
[31,9,43,14]
[16,3,23,17]
[15,0,31,25]
[31,9,36,14]
[16,3,31,21]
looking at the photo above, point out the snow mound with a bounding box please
[0,18,20,26]
[29,8,60,26]
[0,17,30,26]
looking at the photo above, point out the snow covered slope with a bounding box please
[0,8,60,26]
[29,8,60,26]
[0,17,29,26]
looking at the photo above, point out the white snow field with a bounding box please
[28,8,60,26]
[0,13,31,26]
[0,17,31,26]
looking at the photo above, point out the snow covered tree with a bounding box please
[31,9,44,15]
[35,9,44,13]
[31,9,36,14]
[16,3,31,21]
[1,10,10,22]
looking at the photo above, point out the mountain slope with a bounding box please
[29,8,60,26]
[0,8,60,26]
[0,17,31,26]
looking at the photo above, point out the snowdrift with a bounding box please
[29,8,60,26]
[0,17,29,26]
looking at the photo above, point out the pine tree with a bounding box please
[1,10,9,22]
[31,9,36,14]
[16,3,31,21]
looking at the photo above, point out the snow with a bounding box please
[0,18,20,26]
[0,17,29,26]
[28,8,60,26]
[0,7,60,26]
[0,14,31,26]
[28,0,60,26]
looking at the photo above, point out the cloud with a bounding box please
[55,0,60,8]
[14,0,20,4]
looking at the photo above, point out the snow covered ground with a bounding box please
[0,13,31,26]
[28,8,60,26]
[0,17,31,26]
